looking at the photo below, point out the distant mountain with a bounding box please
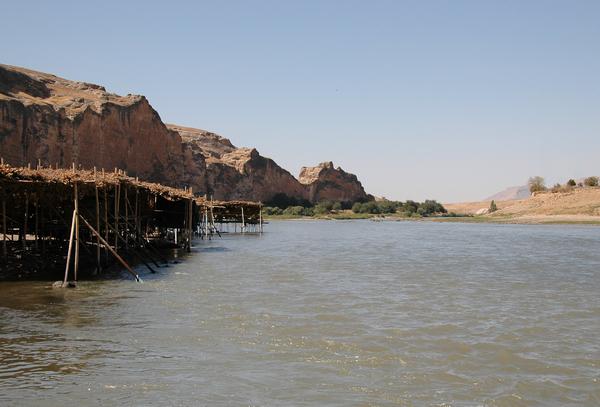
[485,185,530,201]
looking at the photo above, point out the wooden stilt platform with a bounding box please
[0,163,263,282]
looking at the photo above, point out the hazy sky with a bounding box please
[2,1,599,202]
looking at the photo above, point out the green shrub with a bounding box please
[489,200,497,213]
[266,193,311,209]
[584,176,599,187]
[332,202,342,211]
[283,206,306,216]
[264,206,283,216]
[313,203,330,215]
[351,202,363,213]
[402,200,419,214]
[528,176,546,193]
[377,200,397,214]
[417,200,447,216]
[567,179,577,187]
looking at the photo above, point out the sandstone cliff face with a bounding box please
[0,64,370,204]
[0,64,186,187]
[167,125,307,201]
[299,161,369,203]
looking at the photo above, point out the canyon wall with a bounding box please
[0,64,369,203]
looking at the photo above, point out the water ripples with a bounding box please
[1,221,599,406]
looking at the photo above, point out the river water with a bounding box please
[0,220,599,406]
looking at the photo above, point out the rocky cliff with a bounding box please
[299,161,369,203]
[0,64,369,203]
[168,124,307,201]
[0,64,186,186]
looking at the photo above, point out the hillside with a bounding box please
[446,187,600,223]
[0,63,369,203]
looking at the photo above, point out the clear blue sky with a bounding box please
[2,1,599,202]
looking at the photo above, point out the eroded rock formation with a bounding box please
[168,124,306,201]
[299,161,369,203]
[0,64,370,203]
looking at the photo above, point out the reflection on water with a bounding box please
[0,221,599,406]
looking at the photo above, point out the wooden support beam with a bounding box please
[2,194,6,259]
[114,183,120,252]
[62,209,77,287]
[124,185,129,251]
[74,182,80,282]
[104,186,109,262]
[79,215,141,282]
[95,184,101,273]
[259,206,263,233]
[23,192,29,249]
[34,194,39,250]
[101,218,157,274]
[135,187,139,244]
[241,206,245,233]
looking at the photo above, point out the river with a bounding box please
[1,220,599,406]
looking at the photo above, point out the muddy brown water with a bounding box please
[1,220,599,406]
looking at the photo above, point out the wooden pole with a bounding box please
[135,187,139,244]
[23,193,29,249]
[259,205,263,233]
[187,192,193,252]
[101,218,157,274]
[241,206,245,233]
[104,186,109,261]
[124,185,129,251]
[34,194,39,250]
[62,209,77,287]
[114,183,120,252]
[95,184,101,272]
[79,215,142,282]
[2,194,6,259]
[74,182,80,282]
[210,204,216,234]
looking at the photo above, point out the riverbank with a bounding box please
[265,211,600,225]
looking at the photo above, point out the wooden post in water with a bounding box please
[135,187,139,244]
[210,203,216,235]
[103,185,109,261]
[95,183,101,273]
[22,193,29,249]
[187,189,193,252]
[74,182,80,282]
[241,206,245,234]
[62,209,77,287]
[124,185,129,251]
[259,205,263,233]
[114,183,120,252]
[34,194,39,250]
[2,194,6,260]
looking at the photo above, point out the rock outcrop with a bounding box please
[0,64,186,187]
[0,64,370,203]
[168,124,306,201]
[299,161,369,203]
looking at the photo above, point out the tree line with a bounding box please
[263,194,447,217]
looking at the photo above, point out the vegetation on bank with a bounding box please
[263,197,450,219]
[528,176,599,194]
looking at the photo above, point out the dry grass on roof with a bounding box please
[0,164,194,201]
[197,199,262,208]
